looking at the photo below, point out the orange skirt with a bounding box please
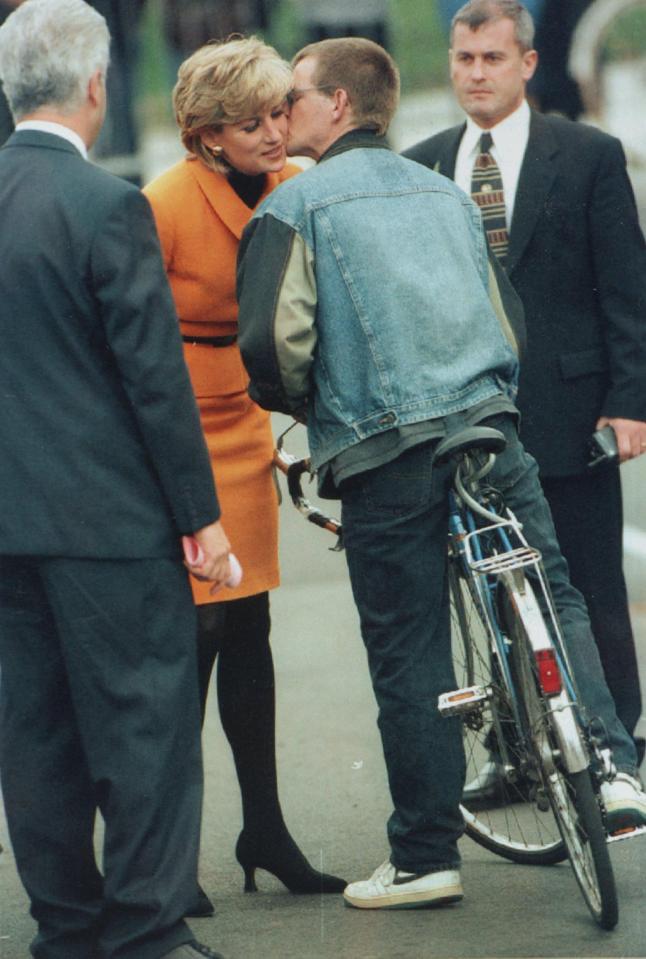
[190,388,280,605]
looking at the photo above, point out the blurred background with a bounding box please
[2,0,646,631]
[3,0,645,615]
[2,0,646,182]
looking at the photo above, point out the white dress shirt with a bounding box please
[454,99,531,229]
[15,120,88,159]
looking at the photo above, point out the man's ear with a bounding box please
[521,48,538,83]
[332,87,350,121]
[87,68,104,107]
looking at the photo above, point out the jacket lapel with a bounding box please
[506,111,559,275]
[434,124,465,179]
[189,161,283,239]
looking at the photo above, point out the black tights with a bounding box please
[196,592,283,832]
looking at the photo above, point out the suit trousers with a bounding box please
[0,556,203,959]
[541,469,643,739]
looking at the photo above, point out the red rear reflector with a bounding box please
[535,649,562,695]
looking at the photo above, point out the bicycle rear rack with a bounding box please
[469,545,542,576]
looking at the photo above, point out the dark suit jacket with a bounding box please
[403,110,646,476]
[0,130,219,556]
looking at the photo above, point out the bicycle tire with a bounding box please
[449,562,567,865]
[506,600,618,929]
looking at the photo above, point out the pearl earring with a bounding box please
[210,145,223,157]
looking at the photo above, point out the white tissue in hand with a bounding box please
[182,536,243,588]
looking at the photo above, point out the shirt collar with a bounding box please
[463,98,530,157]
[15,120,88,159]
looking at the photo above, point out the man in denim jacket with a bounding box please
[237,37,646,910]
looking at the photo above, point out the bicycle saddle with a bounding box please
[433,426,507,466]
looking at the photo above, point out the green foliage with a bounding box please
[136,0,174,124]
[391,0,450,93]
[602,8,646,62]
[137,0,452,124]
[267,1,450,93]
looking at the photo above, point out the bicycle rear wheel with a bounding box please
[506,597,618,929]
[450,563,566,865]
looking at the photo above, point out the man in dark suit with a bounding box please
[0,2,231,957]
[0,1,22,145]
[404,0,646,783]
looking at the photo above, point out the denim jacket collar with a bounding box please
[319,128,390,164]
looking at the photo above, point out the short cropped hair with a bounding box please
[0,0,109,120]
[293,38,400,136]
[173,36,292,174]
[451,1,535,51]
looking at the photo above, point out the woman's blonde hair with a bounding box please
[173,36,293,173]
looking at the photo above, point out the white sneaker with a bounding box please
[463,760,504,801]
[601,772,646,831]
[343,860,463,910]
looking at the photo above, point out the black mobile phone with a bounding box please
[587,425,619,470]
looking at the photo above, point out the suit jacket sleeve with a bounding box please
[589,137,646,421]
[90,187,220,532]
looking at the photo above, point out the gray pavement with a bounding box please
[2,83,646,958]
[4,410,645,958]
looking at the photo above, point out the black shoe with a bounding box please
[235,827,346,894]
[184,884,215,919]
[161,941,224,959]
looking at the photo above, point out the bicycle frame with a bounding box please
[442,454,594,778]
[272,424,642,928]
[273,425,607,781]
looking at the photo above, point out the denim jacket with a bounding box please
[237,131,523,470]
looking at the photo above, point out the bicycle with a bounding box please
[273,421,645,930]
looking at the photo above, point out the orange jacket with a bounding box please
[144,157,300,602]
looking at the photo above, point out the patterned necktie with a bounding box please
[471,132,509,266]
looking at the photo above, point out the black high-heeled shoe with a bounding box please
[235,828,346,894]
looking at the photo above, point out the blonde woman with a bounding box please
[143,37,344,913]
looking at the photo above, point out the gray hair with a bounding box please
[0,0,109,121]
[451,1,535,52]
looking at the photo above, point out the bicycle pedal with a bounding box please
[606,824,646,844]
[438,685,490,717]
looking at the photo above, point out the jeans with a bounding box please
[340,412,636,873]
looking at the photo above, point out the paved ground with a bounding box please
[2,79,646,958]
[2,413,644,959]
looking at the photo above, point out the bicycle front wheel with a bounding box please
[449,563,566,865]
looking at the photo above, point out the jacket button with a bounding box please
[378,412,396,426]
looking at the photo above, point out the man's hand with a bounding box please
[185,520,232,595]
[596,416,646,463]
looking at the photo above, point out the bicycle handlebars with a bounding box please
[273,438,344,548]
